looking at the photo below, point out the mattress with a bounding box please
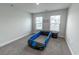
[34,35,47,43]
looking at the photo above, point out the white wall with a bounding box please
[32,9,68,37]
[66,4,79,54]
[0,5,32,47]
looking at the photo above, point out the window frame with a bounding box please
[35,16,43,30]
[50,15,61,32]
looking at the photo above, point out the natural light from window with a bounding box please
[50,15,61,32]
[35,17,43,30]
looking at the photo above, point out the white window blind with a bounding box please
[50,15,61,32]
[35,17,43,30]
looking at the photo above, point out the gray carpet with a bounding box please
[0,35,71,55]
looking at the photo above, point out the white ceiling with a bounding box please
[0,3,71,13]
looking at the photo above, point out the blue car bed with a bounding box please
[28,31,52,50]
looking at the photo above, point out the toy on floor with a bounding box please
[28,31,52,50]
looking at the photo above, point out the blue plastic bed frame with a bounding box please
[28,31,52,50]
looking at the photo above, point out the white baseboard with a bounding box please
[0,33,30,48]
[65,38,74,55]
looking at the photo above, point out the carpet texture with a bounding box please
[0,35,71,55]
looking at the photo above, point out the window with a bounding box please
[50,15,61,32]
[35,17,43,30]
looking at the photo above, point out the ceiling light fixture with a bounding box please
[36,3,39,5]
